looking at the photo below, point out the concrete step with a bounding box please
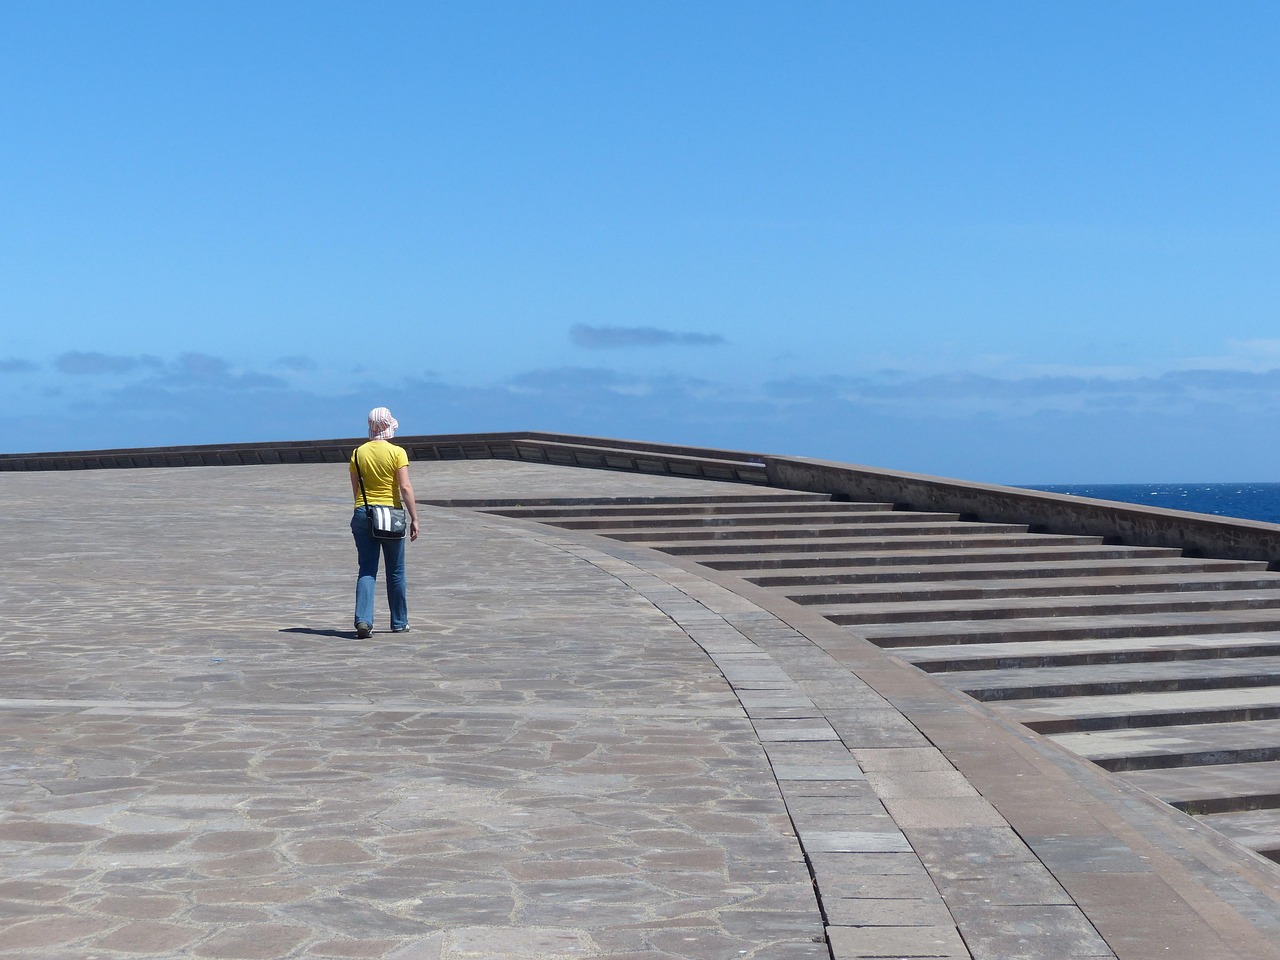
[748,557,1269,588]
[936,655,1280,702]
[994,687,1280,734]
[607,520,1028,542]
[1048,717,1280,771]
[896,634,1280,672]
[812,587,1280,626]
[784,571,1280,606]
[1195,810,1280,861]
[422,493,832,508]
[544,510,962,530]
[704,543,1187,571]
[659,532,1104,556]
[488,500,896,519]
[1121,761,1280,815]
[854,610,1280,648]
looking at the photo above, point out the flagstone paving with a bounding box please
[1,460,1279,959]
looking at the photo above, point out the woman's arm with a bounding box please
[396,465,420,542]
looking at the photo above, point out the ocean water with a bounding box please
[1025,483,1280,526]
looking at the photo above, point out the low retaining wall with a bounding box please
[4,432,1278,566]
[0,432,770,485]
[766,455,1280,568]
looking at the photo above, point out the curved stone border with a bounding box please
[471,507,1280,960]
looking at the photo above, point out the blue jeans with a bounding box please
[351,509,407,631]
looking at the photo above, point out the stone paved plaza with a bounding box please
[3,460,1280,959]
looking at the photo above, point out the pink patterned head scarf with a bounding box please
[367,407,398,441]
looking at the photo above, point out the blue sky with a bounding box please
[3,2,1279,483]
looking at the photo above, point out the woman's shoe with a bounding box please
[355,622,373,639]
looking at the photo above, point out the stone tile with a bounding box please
[908,826,1042,872]
[185,904,279,925]
[774,765,865,782]
[189,882,316,905]
[884,797,1010,829]
[790,812,897,835]
[1023,834,1152,874]
[92,894,185,919]
[194,850,286,877]
[812,864,937,901]
[755,719,841,742]
[98,832,188,853]
[812,851,931,877]
[384,936,446,960]
[506,859,638,881]
[305,940,402,958]
[947,903,1114,959]
[95,920,201,953]
[936,862,1075,908]
[463,925,605,956]
[0,881,73,902]
[638,848,728,871]
[0,821,109,843]
[864,770,981,799]
[0,915,114,950]
[801,830,913,853]
[287,838,375,866]
[826,923,969,958]
[645,927,758,958]
[851,748,957,773]
[282,897,434,938]
[190,830,276,854]
[824,896,955,927]
[190,924,312,958]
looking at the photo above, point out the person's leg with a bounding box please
[383,535,408,631]
[351,510,381,631]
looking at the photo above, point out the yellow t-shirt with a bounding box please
[351,440,409,508]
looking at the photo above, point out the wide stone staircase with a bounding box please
[434,489,1280,864]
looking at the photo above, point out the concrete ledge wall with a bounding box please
[766,454,1280,567]
[0,432,770,485]
[4,431,1279,566]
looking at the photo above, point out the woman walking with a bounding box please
[349,407,419,638]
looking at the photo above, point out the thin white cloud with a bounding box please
[1174,339,1280,373]
[570,324,727,349]
[55,351,157,375]
[762,366,1280,419]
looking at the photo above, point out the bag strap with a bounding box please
[353,449,371,510]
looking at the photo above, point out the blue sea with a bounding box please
[1024,483,1280,525]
